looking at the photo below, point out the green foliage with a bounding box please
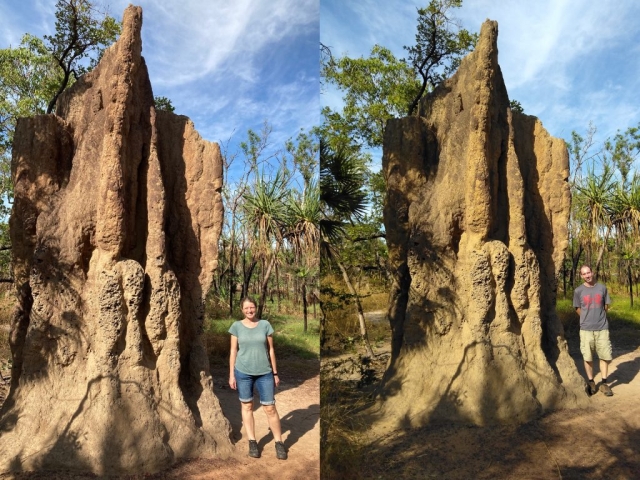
[44,0,120,113]
[604,123,640,187]
[0,35,60,215]
[319,139,368,246]
[286,178,320,262]
[322,45,420,148]
[509,99,524,113]
[154,96,175,112]
[322,0,477,149]
[404,0,477,116]
[243,169,290,252]
[286,129,319,189]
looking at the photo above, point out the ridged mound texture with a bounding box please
[0,5,231,474]
[380,20,586,429]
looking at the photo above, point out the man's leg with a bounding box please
[595,330,614,396]
[600,358,610,381]
[584,360,594,380]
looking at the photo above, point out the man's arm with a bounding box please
[575,307,581,316]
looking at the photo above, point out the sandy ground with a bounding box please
[0,351,319,480]
[324,310,640,480]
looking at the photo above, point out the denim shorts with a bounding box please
[234,368,275,405]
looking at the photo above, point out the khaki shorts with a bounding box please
[580,329,612,362]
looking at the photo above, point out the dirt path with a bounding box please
[167,363,319,480]
[332,316,640,480]
[0,357,319,480]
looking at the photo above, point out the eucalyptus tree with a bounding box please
[44,0,120,113]
[322,0,477,149]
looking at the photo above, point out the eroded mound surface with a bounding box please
[0,5,230,474]
[380,20,586,428]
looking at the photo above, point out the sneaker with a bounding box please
[248,440,260,458]
[275,441,287,460]
[599,383,613,397]
[587,379,597,396]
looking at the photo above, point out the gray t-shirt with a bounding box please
[228,319,274,375]
[573,282,611,331]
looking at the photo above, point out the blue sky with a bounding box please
[0,0,320,182]
[322,0,640,170]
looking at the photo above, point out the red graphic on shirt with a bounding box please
[582,294,602,309]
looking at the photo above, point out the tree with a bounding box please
[605,123,640,188]
[320,139,374,357]
[322,0,477,149]
[322,45,420,148]
[154,96,175,112]
[44,0,120,113]
[287,176,320,332]
[243,170,290,319]
[509,99,524,113]
[404,0,477,116]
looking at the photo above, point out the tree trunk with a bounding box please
[257,244,281,319]
[302,282,308,333]
[571,242,583,288]
[628,262,634,307]
[562,255,567,299]
[336,259,374,358]
[319,299,327,348]
[242,259,257,300]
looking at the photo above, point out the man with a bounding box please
[573,265,613,396]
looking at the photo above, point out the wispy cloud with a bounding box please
[110,0,318,87]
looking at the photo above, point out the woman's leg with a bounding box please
[235,368,257,439]
[262,404,282,442]
[241,401,256,440]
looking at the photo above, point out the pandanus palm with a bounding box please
[287,179,321,331]
[575,163,616,276]
[319,139,373,357]
[243,170,289,318]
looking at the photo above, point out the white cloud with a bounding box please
[108,0,318,87]
[322,0,640,147]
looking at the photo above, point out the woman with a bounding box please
[229,297,287,460]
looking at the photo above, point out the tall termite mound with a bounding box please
[380,20,587,428]
[0,5,231,474]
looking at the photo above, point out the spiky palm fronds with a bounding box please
[319,138,367,247]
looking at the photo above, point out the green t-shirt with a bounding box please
[229,320,274,375]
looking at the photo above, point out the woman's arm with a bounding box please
[267,335,280,387]
[229,335,238,389]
